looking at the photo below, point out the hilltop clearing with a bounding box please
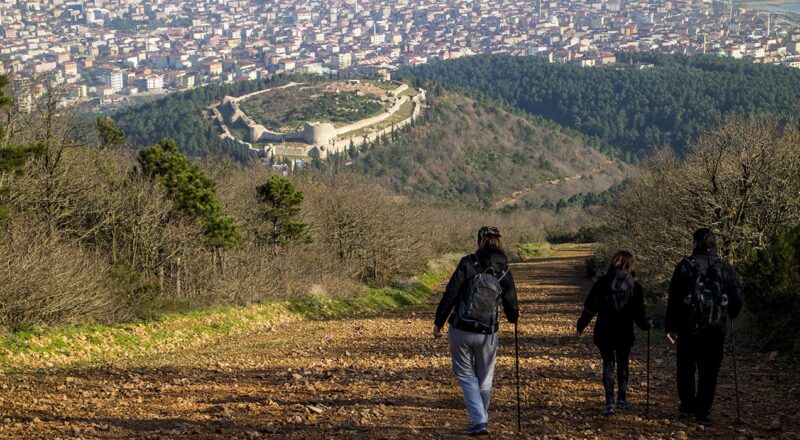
[238,80,392,132]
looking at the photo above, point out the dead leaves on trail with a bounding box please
[2,244,800,439]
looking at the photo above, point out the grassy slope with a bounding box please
[352,91,629,208]
[0,256,458,371]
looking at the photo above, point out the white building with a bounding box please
[100,68,123,92]
[335,52,352,69]
[145,74,164,90]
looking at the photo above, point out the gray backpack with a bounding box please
[455,255,507,332]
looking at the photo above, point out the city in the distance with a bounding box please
[2,0,800,111]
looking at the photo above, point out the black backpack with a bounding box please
[684,256,728,329]
[454,255,507,332]
[607,279,633,313]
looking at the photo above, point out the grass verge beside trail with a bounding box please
[517,242,553,260]
[0,255,459,372]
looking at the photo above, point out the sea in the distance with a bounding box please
[750,0,800,14]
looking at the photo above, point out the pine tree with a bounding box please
[255,175,311,246]
[138,138,240,249]
[96,116,126,149]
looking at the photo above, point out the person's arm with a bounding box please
[633,282,652,330]
[665,260,688,342]
[499,267,519,324]
[726,264,744,320]
[576,279,602,334]
[434,257,470,329]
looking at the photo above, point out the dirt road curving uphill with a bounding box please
[2,245,799,439]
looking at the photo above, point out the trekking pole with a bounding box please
[731,318,742,424]
[646,327,651,417]
[515,322,521,433]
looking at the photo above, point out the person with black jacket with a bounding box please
[577,250,652,416]
[665,228,744,426]
[433,226,519,437]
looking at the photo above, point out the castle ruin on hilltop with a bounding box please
[212,81,425,159]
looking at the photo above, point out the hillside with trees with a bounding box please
[110,75,302,160]
[341,90,628,209]
[108,76,627,210]
[404,54,800,156]
[0,75,562,330]
[4,67,800,439]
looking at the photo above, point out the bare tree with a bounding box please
[602,115,800,289]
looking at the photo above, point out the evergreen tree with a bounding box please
[138,138,240,249]
[96,116,126,149]
[255,175,311,246]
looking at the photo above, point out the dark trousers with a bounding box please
[676,329,724,418]
[599,345,631,404]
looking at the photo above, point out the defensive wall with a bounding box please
[212,81,426,159]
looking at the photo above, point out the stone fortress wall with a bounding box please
[310,86,425,159]
[212,80,425,159]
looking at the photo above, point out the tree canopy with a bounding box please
[404,54,800,156]
[138,138,239,249]
[255,175,311,246]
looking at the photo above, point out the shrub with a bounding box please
[739,226,800,354]
[303,174,433,284]
[0,222,123,330]
[602,115,800,289]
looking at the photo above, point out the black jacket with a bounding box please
[665,247,744,335]
[576,270,650,348]
[434,245,519,334]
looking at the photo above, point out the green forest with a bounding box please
[403,53,800,155]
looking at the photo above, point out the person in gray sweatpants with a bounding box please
[434,227,519,436]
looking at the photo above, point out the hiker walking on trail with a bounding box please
[433,226,519,437]
[577,250,653,416]
[665,228,743,426]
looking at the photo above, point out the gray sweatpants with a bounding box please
[448,325,499,425]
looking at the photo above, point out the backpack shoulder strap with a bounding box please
[497,265,509,282]
[468,254,482,274]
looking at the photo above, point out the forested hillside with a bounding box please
[344,90,627,209]
[110,76,626,210]
[404,54,800,155]
[110,75,319,160]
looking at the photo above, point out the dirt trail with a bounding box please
[493,160,616,209]
[2,245,800,439]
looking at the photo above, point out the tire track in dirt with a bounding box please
[1,244,799,439]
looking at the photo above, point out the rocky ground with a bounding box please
[1,244,799,439]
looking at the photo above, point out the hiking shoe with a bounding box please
[467,423,489,436]
[604,403,616,416]
[695,416,712,427]
[616,400,629,410]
